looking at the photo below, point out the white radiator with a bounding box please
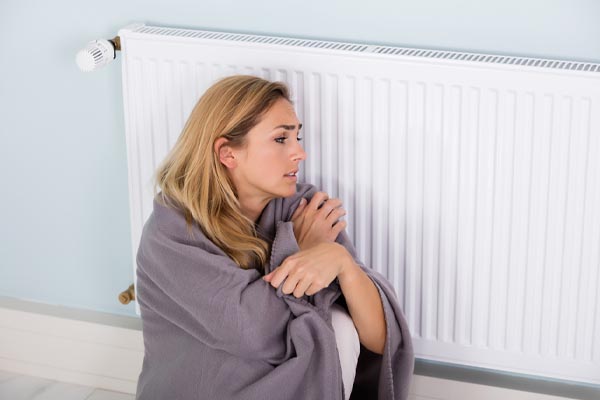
[118,23,600,385]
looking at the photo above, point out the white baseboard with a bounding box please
[0,298,143,394]
[0,298,585,399]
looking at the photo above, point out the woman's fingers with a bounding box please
[317,197,346,235]
[313,197,340,210]
[282,273,301,296]
[291,197,307,221]
[274,270,319,298]
[292,276,313,298]
[309,192,329,210]
[291,191,349,250]
[304,282,323,296]
[331,220,347,239]
[325,206,346,225]
[265,255,310,296]
[264,243,345,297]
[263,271,273,281]
[266,256,297,288]
[317,198,342,218]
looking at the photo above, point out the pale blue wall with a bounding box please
[1,0,599,318]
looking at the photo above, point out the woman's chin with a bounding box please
[279,184,297,198]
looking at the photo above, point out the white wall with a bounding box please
[1,0,598,318]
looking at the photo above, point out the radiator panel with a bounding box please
[119,24,600,384]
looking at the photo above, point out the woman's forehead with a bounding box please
[263,99,300,126]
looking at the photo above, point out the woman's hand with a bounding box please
[263,242,352,298]
[291,191,347,251]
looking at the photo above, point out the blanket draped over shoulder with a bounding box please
[135,182,414,400]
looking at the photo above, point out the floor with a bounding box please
[0,370,134,400]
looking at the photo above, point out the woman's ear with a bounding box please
[214,137,237,169]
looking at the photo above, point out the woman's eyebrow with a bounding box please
[273,123,303,131]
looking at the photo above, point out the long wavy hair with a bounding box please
[154,75,292,271]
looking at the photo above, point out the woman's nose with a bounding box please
[293,142,307,161]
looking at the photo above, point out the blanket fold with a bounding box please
[135,182,414,400]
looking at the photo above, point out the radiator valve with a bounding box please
[118,283,136,304]
[76,36,121,72]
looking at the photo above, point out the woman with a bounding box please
[135,75,414,400]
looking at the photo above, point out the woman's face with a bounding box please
[228,97,307,204]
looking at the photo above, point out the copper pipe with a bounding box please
[109,35,121,51]
[118,283,136,304]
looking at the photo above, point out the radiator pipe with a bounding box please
[118,283,136,304]
[109,35,121,51]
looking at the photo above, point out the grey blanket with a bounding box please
[135,182,414,399]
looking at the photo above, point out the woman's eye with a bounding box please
[275,136,303,144]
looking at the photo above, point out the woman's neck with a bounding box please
[238,195,271,224]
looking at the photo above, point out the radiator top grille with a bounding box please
[130,24,600,73]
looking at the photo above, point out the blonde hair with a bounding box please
[154,75,292,271]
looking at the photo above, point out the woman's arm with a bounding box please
[338,249,386,355]
[263,239,387,355]
[281,185,387,354]
[136,216,296,363]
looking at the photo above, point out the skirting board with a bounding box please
[0,297,596,399]
[0,297,143,394]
